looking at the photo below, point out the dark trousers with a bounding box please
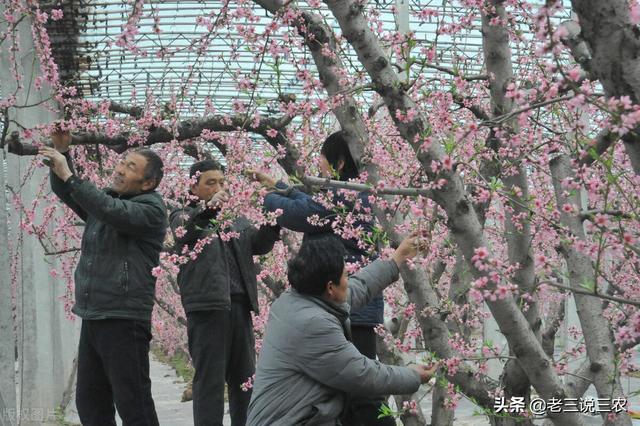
[76,319,159,426]
[343,325,396,426]
[187,301,255,426]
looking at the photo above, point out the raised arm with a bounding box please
[347,233,421,310]
[46,130,87,220]
[65,179,167,237]
[263,182,334,234]
[347,259,399,310]
[49,151,87,221]
[248,224,281,255]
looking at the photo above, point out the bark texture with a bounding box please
[569,1,640,174]
[323,1,584,424]
[549,154,631,426]
[481,5,540,424]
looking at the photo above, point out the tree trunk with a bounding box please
[253,0,498,411]
[323,1,583,424]
[481,4,540,424]
[549,154,631,426]
[569,0,640,175]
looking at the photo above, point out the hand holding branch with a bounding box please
[50,128,72,153]
[391,231,427,267]
[39,147,73,182]
[409,363,438,384]
[208,190,229,209]
[244,169,277,189]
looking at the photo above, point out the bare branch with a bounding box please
[44,247,81,256]
[578,209,634,221]
[540,281,640,308]
[7,112,303,175]
[419,61,488,81]
[299,176,431,197]
[107,101,144,118]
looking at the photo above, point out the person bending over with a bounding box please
[247,234,436,426]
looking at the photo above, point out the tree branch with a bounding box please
[540,281,640,308]
[419,61,488,81]
[550,154,631,425]
[298,176,431,197]
[7,112,303,175]
[323,2,583,423]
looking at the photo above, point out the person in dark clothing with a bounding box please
[248,131,395,426]
[169,159,280,426]
[40,131,168,426]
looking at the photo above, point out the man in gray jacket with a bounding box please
[247,234,435,426]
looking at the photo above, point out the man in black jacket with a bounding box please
[170,159,279,426]
[40,131,167,426]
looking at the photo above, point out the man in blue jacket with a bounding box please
[40,131,167,426]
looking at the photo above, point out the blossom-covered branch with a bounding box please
[7,112,302,174]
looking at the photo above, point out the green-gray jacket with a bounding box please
[247,259,421,426]
[50,152,168,321]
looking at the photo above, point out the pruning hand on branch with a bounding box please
[409,363,438,384]
[51,128,71,153]
[244,169,277,189]
[39,147,73,182]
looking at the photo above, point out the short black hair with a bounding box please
[287,235,346,296]
[320,131,359,181]
[133,148,164,190]
[189,159,225,182]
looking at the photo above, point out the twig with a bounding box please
[482,95,575,126]
[44,247,81,256]
[419,61,488,81]
[299,175,432,197]
[579,209,634,221]
[540,281,640,308]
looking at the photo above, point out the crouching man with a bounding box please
[170,160,280,426]
[40,131,167,426]
[247,234,436,426]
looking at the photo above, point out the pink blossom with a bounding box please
[51,9,63,21]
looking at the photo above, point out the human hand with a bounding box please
[209,190,229,209]
[409,363,438,384]
[39,146,73,181]
[244,169,277,188]
[391,231,426,267]
[50,128,72,153]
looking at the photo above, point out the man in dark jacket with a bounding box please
[40,131,168,426]
[170,159,280,426]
